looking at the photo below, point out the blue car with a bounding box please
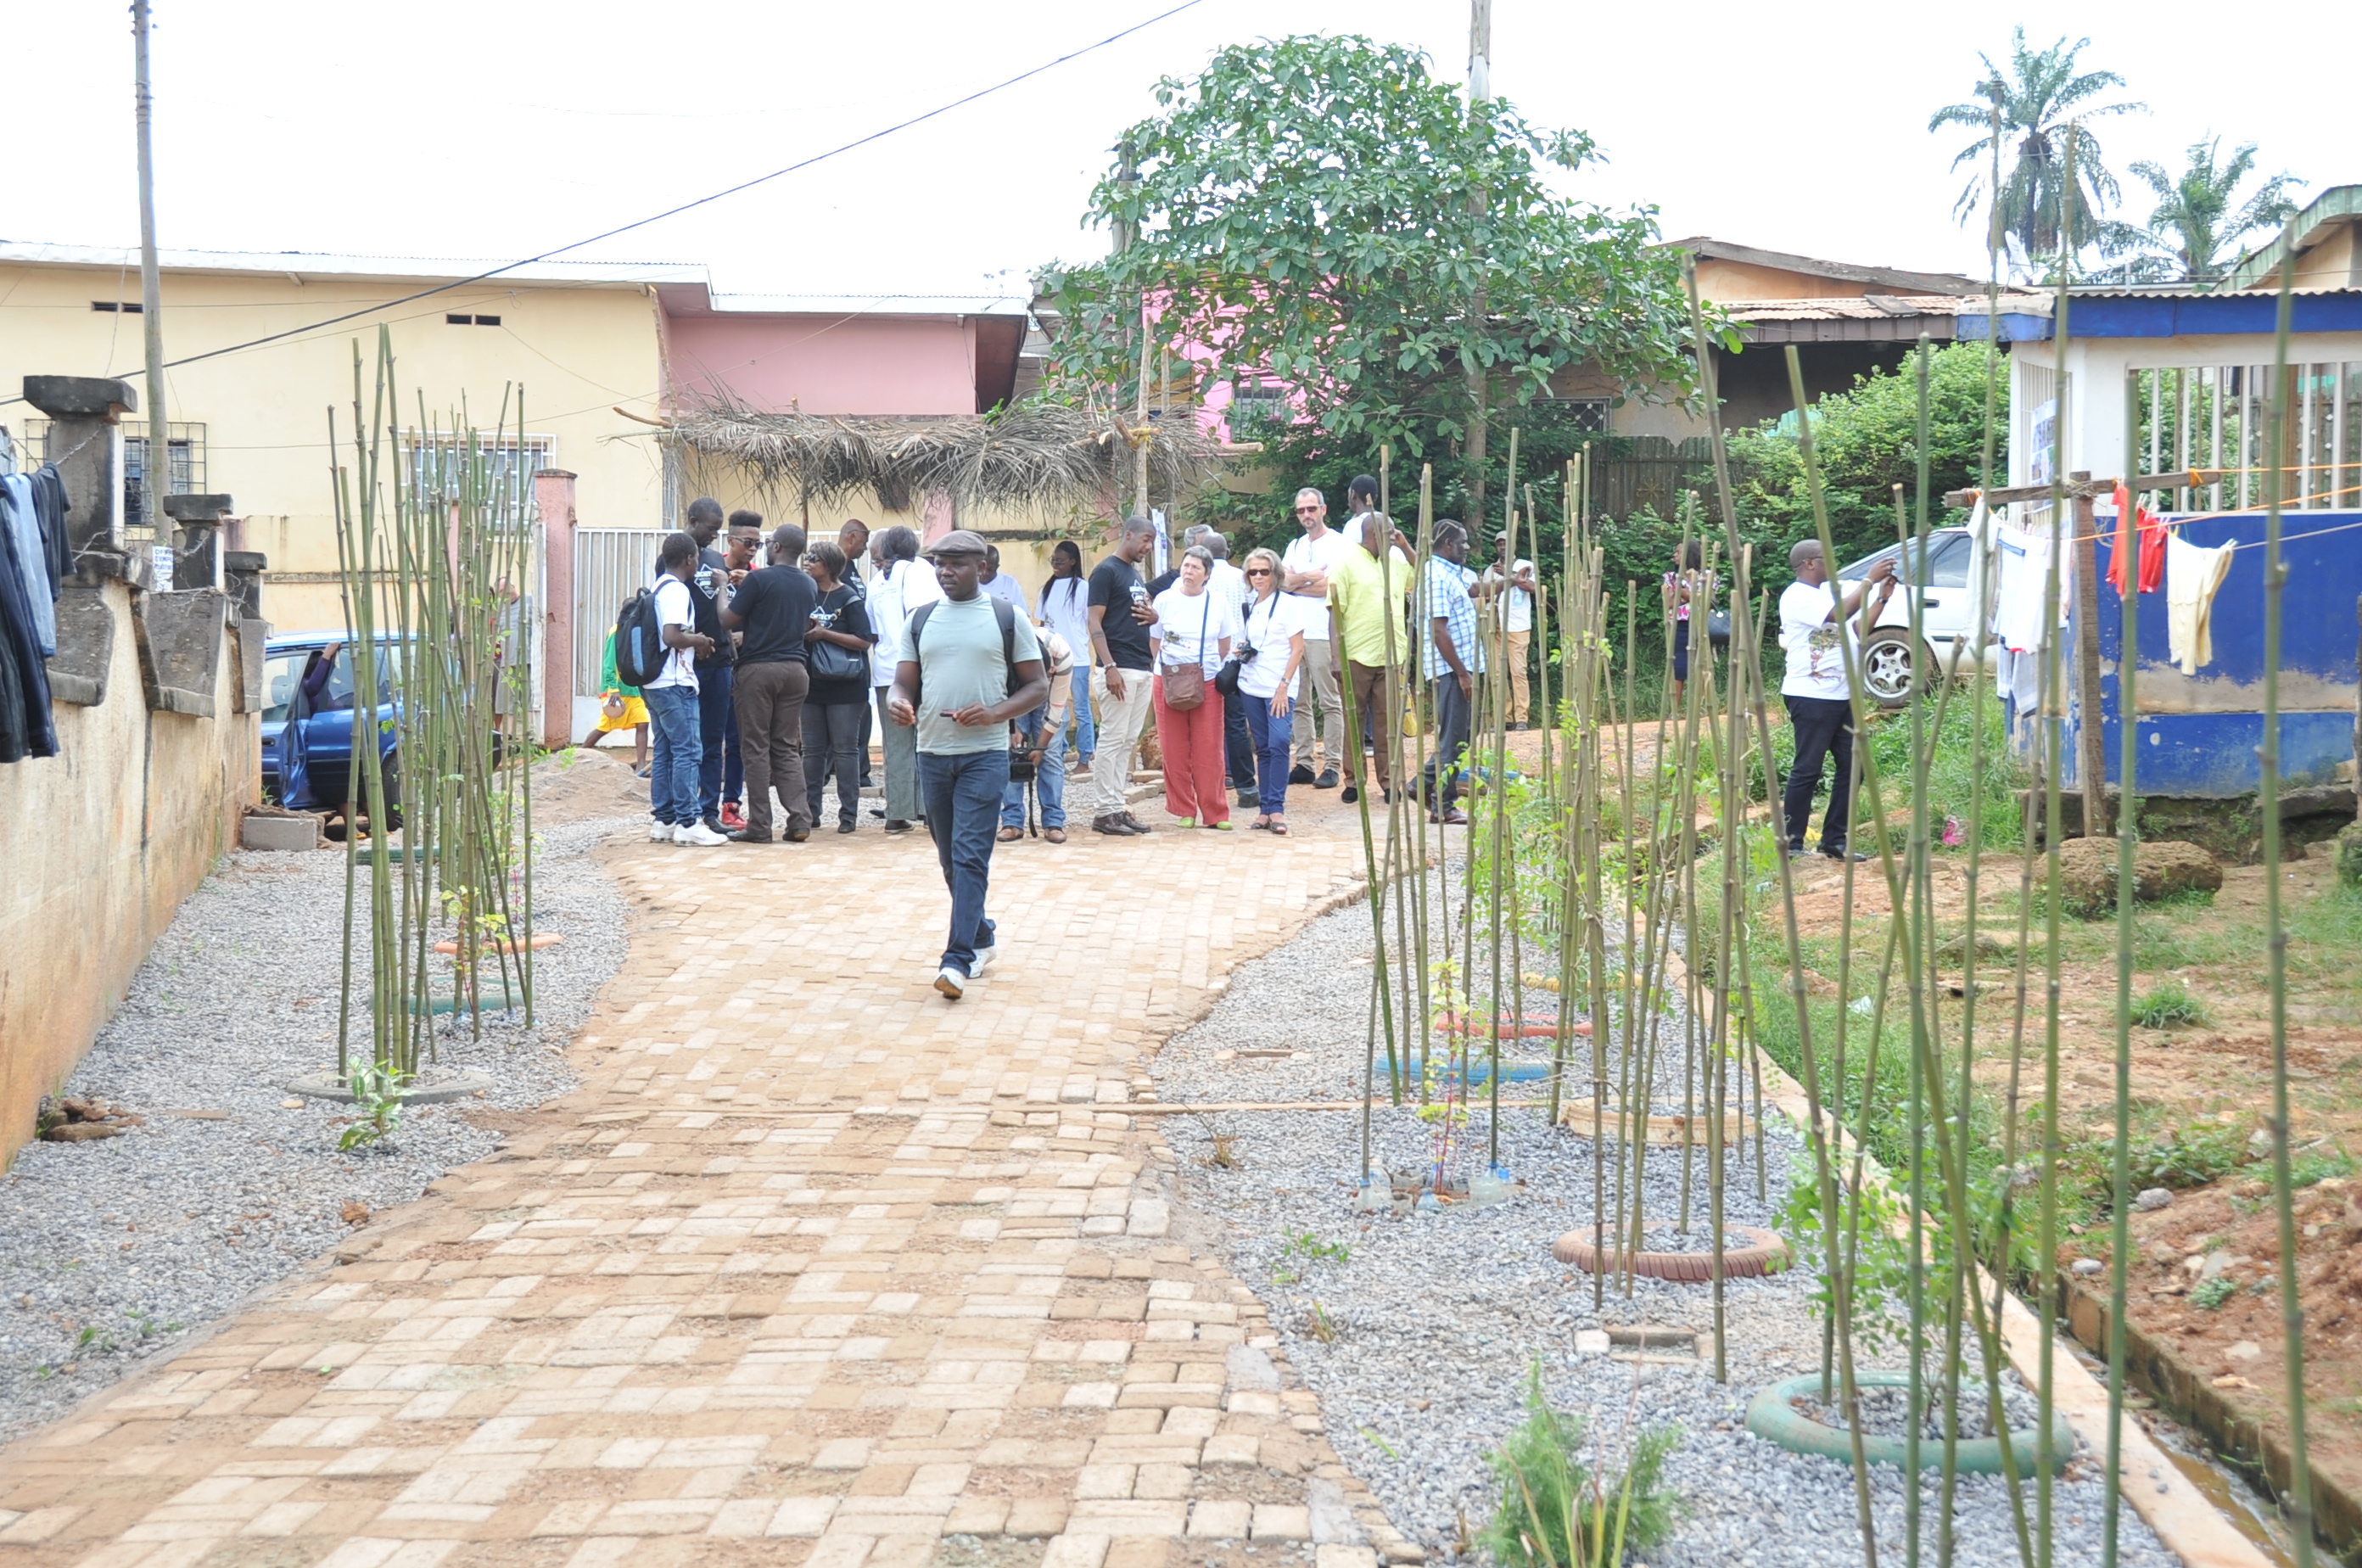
[260,632,405,818]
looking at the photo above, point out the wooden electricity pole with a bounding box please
[1464,0,1492,527]
[132,0,169,542]
[1114,138,1150,523]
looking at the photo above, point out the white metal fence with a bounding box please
[574,528,666,697]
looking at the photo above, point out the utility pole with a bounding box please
[1464,0,1492,528]
[132,0,169,544]
[1114,138,1151,524]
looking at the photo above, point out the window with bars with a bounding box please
[1542,396,1611,433]
[398,431,555,515]
[22,417,205,521]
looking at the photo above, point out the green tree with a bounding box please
[1929,29,2145,277]
[2096,137,2303,285]
[1724,341,2007,580]
[1040,35,1704,529]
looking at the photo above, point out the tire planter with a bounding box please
[285,1070,493,1105]
[1553,1224,1788,1282]
[432,932,563,956]
[1745,1372,2075,1476]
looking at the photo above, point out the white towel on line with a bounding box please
[2165,533,2235,675]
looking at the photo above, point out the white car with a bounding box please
[1836,526,1979,708]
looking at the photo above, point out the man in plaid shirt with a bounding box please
[1419,521,1484,825]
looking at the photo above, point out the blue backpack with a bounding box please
[611,588,667,688]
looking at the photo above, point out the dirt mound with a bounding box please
[2055,837,2222,916]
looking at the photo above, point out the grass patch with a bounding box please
[2131,980,2211,1029]
[2191,1276,2236,1311]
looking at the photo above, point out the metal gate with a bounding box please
[574,529,667,699]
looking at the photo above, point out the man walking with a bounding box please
[1419,522,1483,825]
[1329,507,1413,805]
[679,497,737,837]
[1280,487,1350,787]
[723,524,816,843]
[889,531,1047,1000]
[1777,538,1895,860]
[1084,515,1161,837]
[645,531,726,845]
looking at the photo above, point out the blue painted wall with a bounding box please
[2079,509,2362,796]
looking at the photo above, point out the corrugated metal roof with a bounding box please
[1727,293,2052,322]
[0,239,704,285]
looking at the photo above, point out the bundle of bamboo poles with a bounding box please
[328,328,539,1082]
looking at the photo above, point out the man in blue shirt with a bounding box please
[1419,522,1484,825]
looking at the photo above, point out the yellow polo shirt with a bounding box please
[1329,540,1413,667]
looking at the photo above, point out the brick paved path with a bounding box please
[0,785,1424,1568]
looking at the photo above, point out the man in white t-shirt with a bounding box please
[645,531,725,845]
[1777,537,1895,860]
[1481,532,1537,729]
[1279,486,1352,787]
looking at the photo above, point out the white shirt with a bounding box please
[1484,558,1535,632]
[981,572,1027,610]
[1150,584,1241,677]
[869,558,943,686]
[1208,559,1249,615]
[1779,580,1855,702]
[647,574,698,691]
[1280,528,1354,641]
[1038,576,1093,667]
[1237,591,1308,701]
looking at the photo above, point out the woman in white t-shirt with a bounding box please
[1234,546,1307,833]
[1036,539,1095,764]
[1149,546,1240,828]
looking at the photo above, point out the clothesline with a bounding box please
[1959,482,2362,552]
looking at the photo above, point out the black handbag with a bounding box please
[805,587,870,682]
[1705,610,1732,648]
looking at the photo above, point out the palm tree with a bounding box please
[1930,29,2145,278]
[2095,137,2303,285]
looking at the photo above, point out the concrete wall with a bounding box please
[0,260,669,636]
[0,582,257,1163]
[663,313,987,417]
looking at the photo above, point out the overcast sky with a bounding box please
[8,0,2352,301]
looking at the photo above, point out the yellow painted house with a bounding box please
[0,242,691,636]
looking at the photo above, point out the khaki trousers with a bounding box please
[1087,665,1156,819]
[1289,634,1346,770]
[1344,660,1399,792]
[1504,627,1532,725]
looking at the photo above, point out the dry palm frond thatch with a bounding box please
[661,396,1228,518]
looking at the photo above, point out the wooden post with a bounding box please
[2072,472,2107,837]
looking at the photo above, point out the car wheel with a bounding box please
[1859,628,1920,709]
[350,751,404,833]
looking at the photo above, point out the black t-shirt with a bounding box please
[728,564,820,666]
[1145,568,1179,598]
[692,545,736,670]
[1089,555,1152,671]
[807,584,875,706]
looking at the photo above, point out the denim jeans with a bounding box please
[919,748,1010,974]
[695,664,734,820]
[643,683,702,826]
[1221,686,1255,792]
[1241,692,1293,815]
[1001,708,1066,830]
[1069,670,1097,761]
[1781,694,1855,851]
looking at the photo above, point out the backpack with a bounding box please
[611,588,667,688]
[906,596,1019,699]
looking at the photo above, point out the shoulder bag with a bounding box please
[804,586,870,683]
[1163,593,1210,710]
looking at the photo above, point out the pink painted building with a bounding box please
[656,285,1032,417]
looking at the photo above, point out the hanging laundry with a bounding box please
[0,475,54,657]
[2165,533,2236,676]
[0,488,58,762]
[29,466,70,604]
[1992,524,2065,654]
[2106,483,2166,596]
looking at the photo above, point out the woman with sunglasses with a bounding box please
[1235,546,1307,833]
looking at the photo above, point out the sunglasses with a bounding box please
[1293,507,1319,515]
[1245,567,1273,577]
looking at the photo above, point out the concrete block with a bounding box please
[133,590,226,717]
[1251,1505,1312,1541]
[1126,1200,1169,1238]
[45,585,115,708]
[243,811,322,853]
[24,376,136,418]
[231,619,268,713]
[1186,1501,1251,1540]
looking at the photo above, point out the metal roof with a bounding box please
[2225,184,2362,291]
[0,239,705,286]
[1668,237,1988,297]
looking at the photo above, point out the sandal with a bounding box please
[1268,820,1290,836]
[996,826,1022,843]
[1173,817,1196,829]
[1206,820,1234,831]
[1251,815,1273,831]
[1044,826,1066,843]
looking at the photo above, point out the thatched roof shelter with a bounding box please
[659,398,1233,518]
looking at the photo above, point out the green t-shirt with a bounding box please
[907,593,1043,756]
[1330,541,1413,667]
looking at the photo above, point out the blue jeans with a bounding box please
[1242,692,1293,815]
[1001,709,1066,830]
[697,664,734,820]
[644,684,702,826]
[1069,671,1096,761]
[1223,686,1255,791]
[920,748,1009,974]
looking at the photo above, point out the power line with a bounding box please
[3,0,1206,405]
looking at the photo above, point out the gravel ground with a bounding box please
[1156,878,2180,1568]
[0,811,634,1443]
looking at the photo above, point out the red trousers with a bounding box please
[1153,674,1230,824]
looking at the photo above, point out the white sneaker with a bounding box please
[968,944,995,978]
[677,821,729,847]
[649,821,673,842]
[933,966,966,1000]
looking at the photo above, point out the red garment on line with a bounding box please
[2107,482,2166,596]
